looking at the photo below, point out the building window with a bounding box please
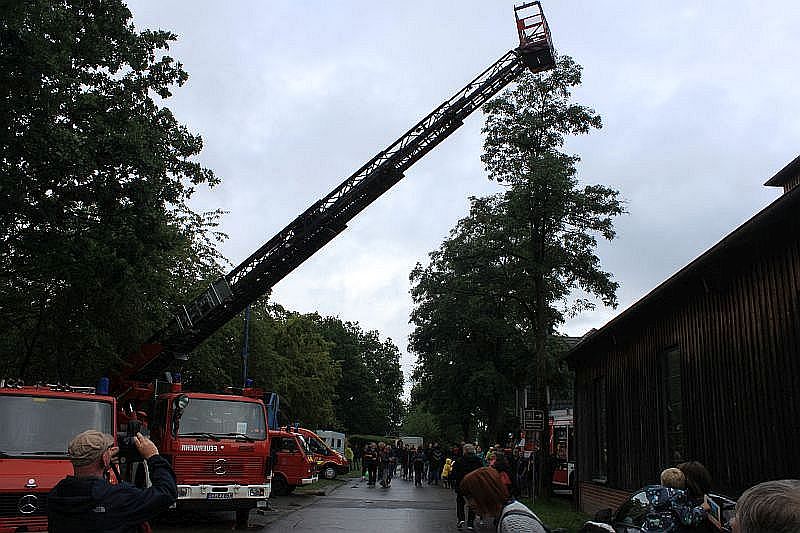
[661,346,685,464]
[592,376,607,481]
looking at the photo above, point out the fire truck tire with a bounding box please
[272,475,289,496]
[235,508,251,529]
[285,485,296,494]
[322,465,338,479]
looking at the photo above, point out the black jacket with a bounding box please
[450,453,484,493]
[48,455,177,533]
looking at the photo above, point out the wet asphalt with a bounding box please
[154,474,473,532]
[265,475,457,532]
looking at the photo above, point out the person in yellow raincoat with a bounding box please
[442,457,454,488]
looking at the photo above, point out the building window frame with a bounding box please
[660,345,686,465]
[591,375,608,482]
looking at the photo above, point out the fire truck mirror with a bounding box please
[173,394,189,410]
[171,394,188,436]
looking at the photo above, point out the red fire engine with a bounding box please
[268,429,317,495]
[0,380,115,533]
[294,427,349,480]
[549,408,575,493]
[115,380,272,527]
[1,3,555,530]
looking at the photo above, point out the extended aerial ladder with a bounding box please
[119,2,556,385]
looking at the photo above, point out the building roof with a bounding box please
[567,177,800,364]
[764,154,800,187]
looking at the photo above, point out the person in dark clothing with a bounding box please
[401,444,411,480]
[379,443,393,488]
[450,443,484,530]
[363,443,379,487]
[412,446,426,486]
[509,447,521,497]
[429,443,444,485]
[48,429,177,533]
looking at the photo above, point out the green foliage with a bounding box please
[185,302,340,429]
[409,56,624,450]
[401,405,441,445]
[0,0,223,382]
[184,303,403,435]
[313,316,404,435]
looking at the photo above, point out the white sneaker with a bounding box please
[457,520,465,530]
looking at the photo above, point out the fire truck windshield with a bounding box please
[0,395,113,456]
[176,398,266,440]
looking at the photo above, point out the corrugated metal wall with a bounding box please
[574,221,800,497]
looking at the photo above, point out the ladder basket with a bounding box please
[514,2,556,73]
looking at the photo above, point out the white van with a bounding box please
[315,429,346,454]
[400,436,423,448]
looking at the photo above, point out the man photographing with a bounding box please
[48,429,177,533]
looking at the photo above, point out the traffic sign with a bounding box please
[523,409,544,431]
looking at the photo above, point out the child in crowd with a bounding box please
[655,467,709,528]
[442,457,453,488]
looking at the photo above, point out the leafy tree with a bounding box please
[359,330,405,435]
[401,405,441,444]
[481,56,624,493]
[0,0,223,382]
[410,56,624,493]
[314,316,404,435]
[409,208,530,444]
[314,316,384,434]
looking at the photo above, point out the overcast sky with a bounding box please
[126,1,798,385]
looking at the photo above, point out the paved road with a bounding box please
[266,476,457,532]
[154,475,467,532]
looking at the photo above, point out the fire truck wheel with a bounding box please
[322,465,337,479]
[235,508,251,529]
[272,475,289,496]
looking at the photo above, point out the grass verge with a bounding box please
[519,496,591,533]
[293,470,362,495]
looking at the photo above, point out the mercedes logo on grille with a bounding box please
[18,494,39,515]
[214,458,227,475]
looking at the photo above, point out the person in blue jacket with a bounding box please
[48,429,177,533]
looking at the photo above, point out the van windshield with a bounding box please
[0,395,113,457]
[307,435,330,455]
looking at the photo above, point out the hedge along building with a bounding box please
[565,155,800,516]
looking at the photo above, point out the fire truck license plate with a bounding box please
[207,493,233,499]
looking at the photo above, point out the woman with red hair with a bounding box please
[459,467,548,533]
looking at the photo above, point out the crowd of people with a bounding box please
[349,438,800,533]
[353,439,543,531]
[44,428,800,533]
[353,440,536,497]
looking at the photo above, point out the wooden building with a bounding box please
[566,156,800,516]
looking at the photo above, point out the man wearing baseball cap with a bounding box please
[48,429,177,532]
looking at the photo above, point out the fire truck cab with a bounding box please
[268,429,317,496]
[293,427,349,479]
[130,386,271,525]
[0,380,116,532]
